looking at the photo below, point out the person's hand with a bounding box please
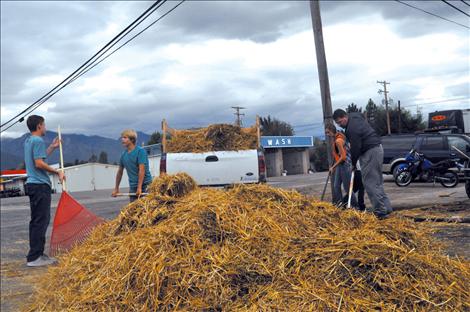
[50,137,61,149]
[329,167,334,174]
[136,187,142,198]
[57,170,66,183]
[111,188,119,197]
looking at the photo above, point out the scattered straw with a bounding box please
[166,124,258,153]
[27,174,470,311]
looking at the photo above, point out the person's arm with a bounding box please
[136,164,145,197]
[34,159,65,182]
[112,166,124,197]
[46,137,60,156]
[347,122,362,168]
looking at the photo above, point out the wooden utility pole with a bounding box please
[397,100,401,134]
[377,80,391,135]
[309,0,334,196]
[231,106,246,127]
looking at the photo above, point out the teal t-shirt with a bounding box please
[119,146,152,188]
[24,135,51,186]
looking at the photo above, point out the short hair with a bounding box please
[333,109,347,120]
[121,129,137,144]
[26,115,45,132]
[325,123,337,133]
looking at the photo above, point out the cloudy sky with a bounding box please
[1,0,469,139]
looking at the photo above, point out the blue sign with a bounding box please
[261,136,313,148]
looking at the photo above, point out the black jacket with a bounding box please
[345,112,381,166]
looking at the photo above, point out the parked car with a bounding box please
[382,133,470,177]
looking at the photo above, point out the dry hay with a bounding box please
[166,124,258,153]
[27,174,470,311]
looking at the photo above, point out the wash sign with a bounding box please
[261,136,313,148]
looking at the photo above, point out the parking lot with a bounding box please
[1,173,469,311]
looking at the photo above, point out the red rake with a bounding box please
[50,191,105,256]
[49,125,106,256]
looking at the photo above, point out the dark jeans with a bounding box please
[129,184,148,203]
[26,184,51,262]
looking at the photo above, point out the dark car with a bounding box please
[382,133,470,176]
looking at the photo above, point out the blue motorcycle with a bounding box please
[394,149,460,188]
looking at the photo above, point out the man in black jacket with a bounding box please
[333,109,392,218]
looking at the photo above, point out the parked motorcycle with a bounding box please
[394,149,460,188]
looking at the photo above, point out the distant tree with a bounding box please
[373,105,425,136]
[64,162,74,167]
[113,161,118,166]
[310,137,329,171]
[74,159,79,166]
[260,115,294,136]
[347,103,362,113]
[98,151,108,164]
[365,98,378,126]
[89,154,98,163]
[147,131,162,145]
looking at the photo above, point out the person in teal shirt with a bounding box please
[112,129,152,202]
[24,115,65,267]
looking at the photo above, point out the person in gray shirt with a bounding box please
[333,109,392,219]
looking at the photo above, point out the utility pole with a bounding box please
[231,106,246,127]
[377,80,391,135]
[309,0,334,196]
[397,100,401,134]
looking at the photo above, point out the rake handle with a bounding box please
[347,170,355,209]
[115,193,149,197]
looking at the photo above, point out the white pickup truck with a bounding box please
[160,149,267,186]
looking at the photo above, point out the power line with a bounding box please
[1,0,186,133]
[6,0,186,133]
[462,1,470,8]
[442,0,470,17]
[401,96,470,108]
[1,0,165,131]
[394,0,470,29]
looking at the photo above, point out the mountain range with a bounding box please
[0,131,151,170]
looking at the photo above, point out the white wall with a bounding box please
[50,163,129,193]
[148,155,161,178]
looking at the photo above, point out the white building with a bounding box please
[49,163,129,193]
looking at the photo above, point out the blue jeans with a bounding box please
[333,162,357,207]
[26,184,51,262]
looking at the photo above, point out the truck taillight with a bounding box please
[160,154,167,175]
[258,151,266,182]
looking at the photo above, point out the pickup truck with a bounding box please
[382,133,470,176]
[160,149,267,187]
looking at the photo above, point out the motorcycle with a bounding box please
[394,149,460,188]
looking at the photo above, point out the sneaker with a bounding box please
[41,254,58,263]
[27,256,55,267]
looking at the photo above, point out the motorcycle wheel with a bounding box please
[439,171,459,188]
[395,170,412,187]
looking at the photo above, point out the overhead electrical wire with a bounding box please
[2,0,185,133]
[461,1,470,8]
[1,0,165,132]
[9,0,186,133]
[394,0,470,29]
[442,0,470,17]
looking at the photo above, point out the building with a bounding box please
[261,136,314,177]
[49,163,129,193]
[0,169,27,195]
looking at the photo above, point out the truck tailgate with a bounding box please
[166,150,259,186]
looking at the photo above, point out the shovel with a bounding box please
[347,169,355,209]
[320,171,331,201]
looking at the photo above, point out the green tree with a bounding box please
[260,115,294,136]
[347,102,362,113]
[89,154,98,163]
[365,98,378,126]
[310,137,329,171]
[74,159,79,166]
[98,151,108,164]
[147,131,162,145]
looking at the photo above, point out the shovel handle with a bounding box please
[116,193,149,196]
[347,170,355,209]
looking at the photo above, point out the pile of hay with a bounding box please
[166,124,258,153]
[28,174,469,311]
